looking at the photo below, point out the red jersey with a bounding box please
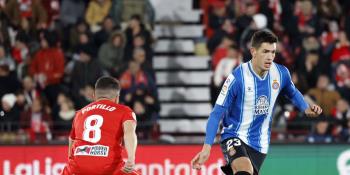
[67,100,136,174]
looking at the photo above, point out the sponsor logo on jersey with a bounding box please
[255,95,269,115]
[216,74,235,105]
[220,85,228,95]
[74,145,109,157]
[272,80,279,90]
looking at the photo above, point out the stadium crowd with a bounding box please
[0,0,159,143]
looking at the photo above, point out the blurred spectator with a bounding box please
[52,92,75,139]
[119,60,157,103]
[85,0,111,32]
[211,45,240,106]
[0,93,20,132]
[317,0,341,22]
[16,17,38,45]
[307,119,332,143]
[335,63,350,101]
[68,19,91,52]
[295,0,320,37]
[320,21,339,49]
[208,1,227,32]
[207,18,235,55]
[4,0,47,29]
[59,0,86,28]
[331,31,350,64]
[126,88,159,140]
[109,0,155,29]
[41,0,60,27]
[132,34,153,64]
[71,44,103,96]
[306,75,341,116]
[298,51,321,88]
[21,75,39,109]
[332,99,350,141]
[0,8,11,50]
[11,33,29,64]
[291,71,309,94]
[133,47,154,79]
[211,36,234,70]
[20,97,52,143]
[98,31,125,76]
[235,1,258,39]
[72,32,97,58]
[29,30,65,106]
[0,45,15,71]
[124,14,152,61]
[0,65,21,98]
[74,84,94,109]
[94,16,118,49]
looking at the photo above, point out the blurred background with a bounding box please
[0,0,349,174]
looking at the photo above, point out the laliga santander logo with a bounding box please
[2,157,65,175]
[337,149,350,175]
[130,158,225,175]
[3,157,225,175]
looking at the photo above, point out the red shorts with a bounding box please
[61,162,140,175]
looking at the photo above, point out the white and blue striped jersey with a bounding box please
[205,61,308,154]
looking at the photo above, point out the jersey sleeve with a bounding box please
[215,73,239,108]
[280,65,309,112]
[122,107,137,123]
[205,70,240,145]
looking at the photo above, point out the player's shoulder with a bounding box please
[273,62,289,73]
[115,104,133,113]
[228,64,245,82]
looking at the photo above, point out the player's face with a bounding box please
[251,42,276,71]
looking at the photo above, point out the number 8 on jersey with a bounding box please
[83,115,104,143]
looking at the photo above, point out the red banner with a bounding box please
[0,145,225,175]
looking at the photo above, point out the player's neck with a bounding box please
[251,60,267,78]
[96,97,115,103]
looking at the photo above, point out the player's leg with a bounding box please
[220,138,254,175]
[231,157,253,175]
[244,144,266,175]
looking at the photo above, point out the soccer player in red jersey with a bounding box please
[61,76,139,175]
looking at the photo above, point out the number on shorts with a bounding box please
[226,138,241,151]
[83,115,103,143]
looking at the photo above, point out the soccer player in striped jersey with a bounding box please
[191,30,322,175]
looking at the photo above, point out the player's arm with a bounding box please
[192,73,238,169]
[281,66,322,117]
[122,120,137,173]
[67,112,78,159]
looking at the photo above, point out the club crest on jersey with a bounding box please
[74,145,109,157]
[272,80,279,90]
[255,95,269,115]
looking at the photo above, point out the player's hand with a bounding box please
[305,104,322,117]
[191,144,211,170]
[122,160,135,173]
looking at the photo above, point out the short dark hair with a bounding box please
[95,76,121,99]
[251,30,278,49]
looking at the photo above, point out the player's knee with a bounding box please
[231,157,253,175]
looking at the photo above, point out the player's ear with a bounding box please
[250,47,256,58]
